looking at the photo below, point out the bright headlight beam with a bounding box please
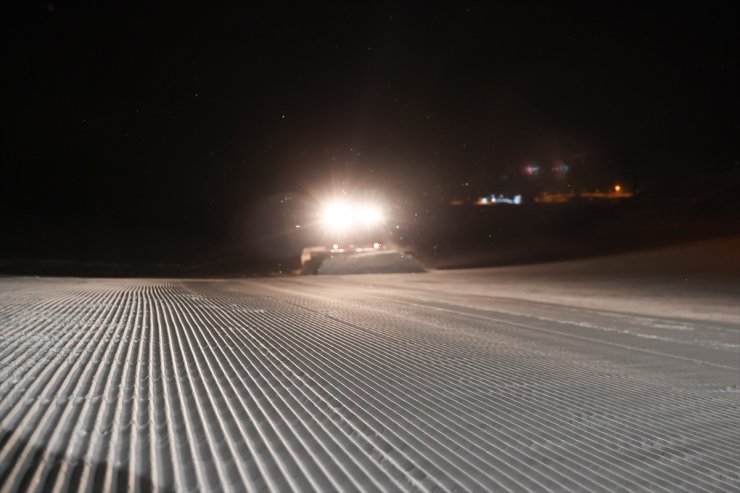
[321,201,384,231]
[358,205,383,226]
[321,202,352,231]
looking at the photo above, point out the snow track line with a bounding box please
[199,292,607,492]
[1,277,738,492]
[264,284,737,422]
[1,288,131,492]
[258,278,738,490]
[183,292,511,492]
[380,294,738,371]
[258,300,724,488]
[251,286,736,492]
[272,286,740,468]
[171,288,387,493]
[180,292,450,492]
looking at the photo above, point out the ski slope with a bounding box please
[0,267,738,492]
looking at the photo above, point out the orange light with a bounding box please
[614,184,622,192]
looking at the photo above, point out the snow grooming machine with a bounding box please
[300,198,423,275]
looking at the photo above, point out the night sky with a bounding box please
[3,2,739,265]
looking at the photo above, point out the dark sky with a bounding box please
[3,2,739,263]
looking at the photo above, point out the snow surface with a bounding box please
[1,250,738,491]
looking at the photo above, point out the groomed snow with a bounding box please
[1,245,738,491]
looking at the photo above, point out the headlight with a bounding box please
[358,205,383,226]
[321,202,353,231]
[320,201,384,231]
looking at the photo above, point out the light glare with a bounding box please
[320,200,385,232]
[358,205,383,225]
[322,203,352,231]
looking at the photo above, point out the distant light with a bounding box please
[332,243,339,250]
[524,164,541,176]
[373,242,381,249]
[614,184,622,192]
[475,193,525,206]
